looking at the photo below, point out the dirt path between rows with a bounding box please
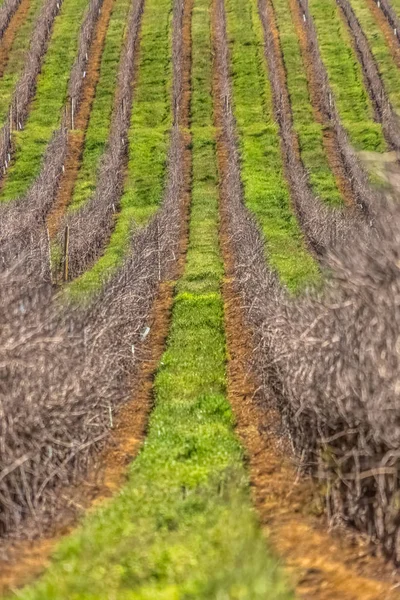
[288,0,355,205]
[46,0,116,237]
[212,0,400,597]
[0,0,31,79]
[0,0,193,594]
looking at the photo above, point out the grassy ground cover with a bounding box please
[348,0,400,114]
[0,0,44,127]
[67,0,173,297]
[9,1,294,597]
[271,0,343,206]
[225,0,319,292]
[68,0,131,211]
[390,0,400,17]
[308,0,386,152]
[0,0,89,202]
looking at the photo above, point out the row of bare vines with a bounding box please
[0,0,21,40]
[257,0,364,258]
[294,0,378,213]
[0,0,188,539]
[67,0,105,122]
[215,0,400,565]
[58,0,146,279]
[336,0,400,150]
[0,0,64,175]
[0,0,106,273]
[373,0,400,45]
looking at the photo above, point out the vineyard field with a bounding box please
[1,0,400,597]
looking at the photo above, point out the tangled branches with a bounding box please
[0,176,182,535]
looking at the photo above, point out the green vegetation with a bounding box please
[271,0,342,206]
[68,0,131,211]
[10,1,294,597]
[0,0,89,202]
[348,0,400,113]
[67,0,173,297]
[225,0,320,292]
[390,0,400,17]
[0,0,44,127]
[309,0,386,151]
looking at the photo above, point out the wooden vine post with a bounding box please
[63,225,70,282]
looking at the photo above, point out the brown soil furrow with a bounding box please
[0,0,30,79]
[0,0,193,592]
[211,0,400,596]
[46,0,115,237]
[288,0,355,205]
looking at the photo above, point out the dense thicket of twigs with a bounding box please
[295,0,377,213]
[0,0,186,539]
[269,204,400,563]
[0,0,64,176]
[336,0,400,150]
[0,129,67,271]
[215,0,400,564]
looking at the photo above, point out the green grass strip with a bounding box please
[68,0,130,211]
[308,0,386,152]
[271,0,342,206]
[348,0,400,114]
[67,0,173,298]
[225,0,320,292]
[0,0,89,202]
[390,0,400,17]
[10,1,294,597]
[0,0,45,127]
